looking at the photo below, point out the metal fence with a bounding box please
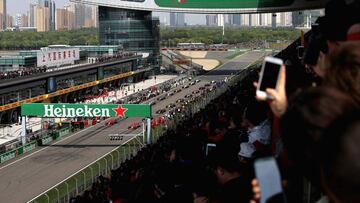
[29,130,158,203]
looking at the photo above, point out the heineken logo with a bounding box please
[175,0,186,4]
[21,103,151,118]
[44,104,127,118]
[44,104,111,118]
[112,105,128,118]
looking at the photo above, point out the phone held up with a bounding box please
[256,56,283,100]
[254,157,287,203]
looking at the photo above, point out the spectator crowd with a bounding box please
[0,52,138,81]
[71,1,360,203]
[0,66,47,80]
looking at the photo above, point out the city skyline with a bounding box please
[7,0,320,26]
[7,0,206,25]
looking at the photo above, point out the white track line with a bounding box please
[0,122,100,171]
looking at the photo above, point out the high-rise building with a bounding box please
[99,6,160,69]
[65,5,75,30]
[232,14,241,26]
[38,0,55,30]
[74,3,86,29]
[0,0,6,30]
[29,4,36,27]
[56,6,76,31]
[170,12,185,27]
[91,6,98,28]
[276,12,292,27]
[50,0,56,30]
[56,8,66,30]
[292,10,323,28]
[206,14,217,27]
[84,6,96,28]
[6,14,13,27]
[15,14,29,27]
[34,5,50,32]
[259,13,272,27]
[271,13,277,28]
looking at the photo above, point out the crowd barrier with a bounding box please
[0,127,72,164]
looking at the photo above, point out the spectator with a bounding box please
[241,101,271,156]
[323,41,360,103]
[320,111,360,203]
[347,23,360,41]
[238,142,256,164]
[209,151,253,203]
[280,87,357,187]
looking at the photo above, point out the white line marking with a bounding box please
[26,134,139,203]
[0,123,100,171]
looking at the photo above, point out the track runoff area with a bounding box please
[0,51,265,203]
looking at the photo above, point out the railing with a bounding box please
[28,131,154,203]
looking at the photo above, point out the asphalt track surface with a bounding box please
[0,51,265,203]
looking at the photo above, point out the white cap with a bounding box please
[238,143,256,158]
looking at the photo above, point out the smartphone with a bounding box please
[297,46,304,59]
[206,143,216,156]
[254,157,286,203]
[256,56,283,99]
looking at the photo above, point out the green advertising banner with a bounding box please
[21,103,151,118]
[23,142,37,154]
[0,150,17,163]
[41,136,53,145]
[154,0,294,9]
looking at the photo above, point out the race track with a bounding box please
[0,51,265,203]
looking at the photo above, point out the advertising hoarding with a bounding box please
[21,103,152,118]
[37,48,80,68]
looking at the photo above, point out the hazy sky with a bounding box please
[8,0,67,15]
[8,0,206,25]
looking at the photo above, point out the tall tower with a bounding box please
[29,4,36,27]
[170,12,185,27]
[38,0,55,30]
[50,0,56,30]
[0,0,6,30]
[34,5,50,32]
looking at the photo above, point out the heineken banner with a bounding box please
[21,104,151,118]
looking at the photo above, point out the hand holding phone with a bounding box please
[206,143,216,156]
[256,56,283,99]
[254,157,286,203]
[255,57,287,117]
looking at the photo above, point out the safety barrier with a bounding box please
[0,127,71,164]
[0,140,37,164]
[28,128,165,203]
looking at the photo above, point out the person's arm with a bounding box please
[255,65,288,118]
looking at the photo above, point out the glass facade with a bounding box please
[0,56,37,69]
[74,45,123,57]
[104,61,132,78]
[0,82,46,106]
[99,6,160,68]
[56,72,97,90]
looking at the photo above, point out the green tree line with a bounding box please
[160,27,301,46]
[0,28,99,50]
[0,27,300,50]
